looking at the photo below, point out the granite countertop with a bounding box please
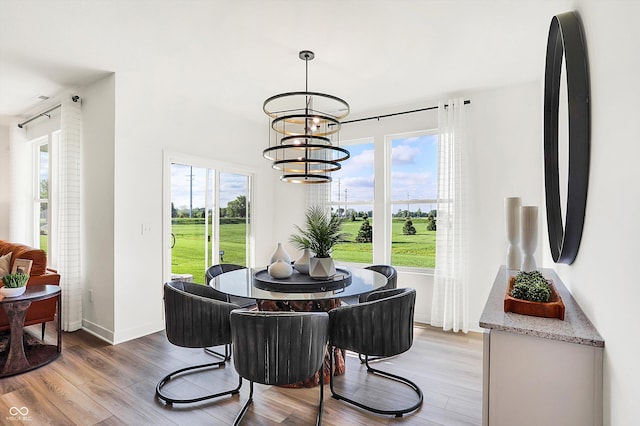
[479,266,604,347]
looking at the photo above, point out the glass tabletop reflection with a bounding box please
[209,266,387,301]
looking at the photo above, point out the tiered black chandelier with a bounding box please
[263,50,350,184]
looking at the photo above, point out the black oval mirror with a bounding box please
[543,11,590,264]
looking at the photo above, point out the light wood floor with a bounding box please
[0,323,483,425]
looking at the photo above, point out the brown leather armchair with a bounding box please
[0,240,61,338]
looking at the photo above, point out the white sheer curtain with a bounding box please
[430,98,469,333]
[55,94,83,331]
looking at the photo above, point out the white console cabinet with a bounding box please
[480,267,604,426]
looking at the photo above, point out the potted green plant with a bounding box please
[290,205,348,279]
[1,272,29,297]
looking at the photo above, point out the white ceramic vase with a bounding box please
[505,197,521,270]
[269,242,291,264]
[309,257,336,280]
[293,248,311,275]
[520,206,538,272]
[0,286,26,297]
[268,259,293,279]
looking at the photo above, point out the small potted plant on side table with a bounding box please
[290,205,348,280]
[1,272,29,297]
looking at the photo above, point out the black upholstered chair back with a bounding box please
[206,263,246,283]
[365,265,397,290]
[359,265,398,303]
[205,263,255,309]
[230,310,329,386]
[164,281,239,349]
[330,288,416,358]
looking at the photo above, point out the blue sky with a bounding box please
[171,134,437,212]
[330,134,438,207]
[171,163,247,210]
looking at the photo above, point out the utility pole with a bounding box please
[188,167,194,218]
[345,188,348,217]
[337,178,341,217]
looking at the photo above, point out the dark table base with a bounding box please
[0,343,60,377]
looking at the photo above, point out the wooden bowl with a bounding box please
[504,276,565,320]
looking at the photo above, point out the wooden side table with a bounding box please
[0,285,61,377]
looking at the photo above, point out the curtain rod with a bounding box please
[341,99,471,125]
[17,95,80,128]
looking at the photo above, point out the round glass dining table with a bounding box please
[208,265,387,301]
[209,265,387,387]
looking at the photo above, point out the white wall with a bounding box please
[110,72,274,343]
[466,82,544,328]
[542,1,640,424]
[80,74,116,339]
[0,124,10,239]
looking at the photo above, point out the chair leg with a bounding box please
[156,362,242,405]
[330,347,423,417]
[317,364,324,426]
[358,352,397,364]
[233,380,254,426]
[204,343,232,361]
[41,322,46,341]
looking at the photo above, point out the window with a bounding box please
[31,130,60,257]
[326,130,438,270]
[328,141,374,265]
[170,162,252,283]
[389,132,438,268]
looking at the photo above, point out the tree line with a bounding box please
[172,195,248,218]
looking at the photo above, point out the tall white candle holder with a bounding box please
[505,197,521,270]
[520,206,538,272]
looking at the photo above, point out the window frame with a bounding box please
[163,151,255,284]
[326,128,439,273]
[386,129,439,272]
[30,130,60,262]
[327,138,375,266]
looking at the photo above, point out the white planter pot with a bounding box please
[309,257,336,280]
[0,286,26,297]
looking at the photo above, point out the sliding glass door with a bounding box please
[169,162,251,284]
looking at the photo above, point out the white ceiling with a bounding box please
[0,0,570,122]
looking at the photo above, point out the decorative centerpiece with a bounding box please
[267,243,293,279]
[269,242,291,264]
[1,272,29,297]
[504,270,565,320]
[293,248,311,275]
[267,259,293,279]
[290,205,347,280]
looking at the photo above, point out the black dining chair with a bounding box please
[155,280,242,405]
[339,264,397,306]
[328,288,423,417]
[230,310,329,426]
[356,264,399,363]
[206,263,256,309]
[360,264,398,302]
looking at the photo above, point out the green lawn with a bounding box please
[330,217,436,268]
[171,221,246,283]
[172,216,435,283]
